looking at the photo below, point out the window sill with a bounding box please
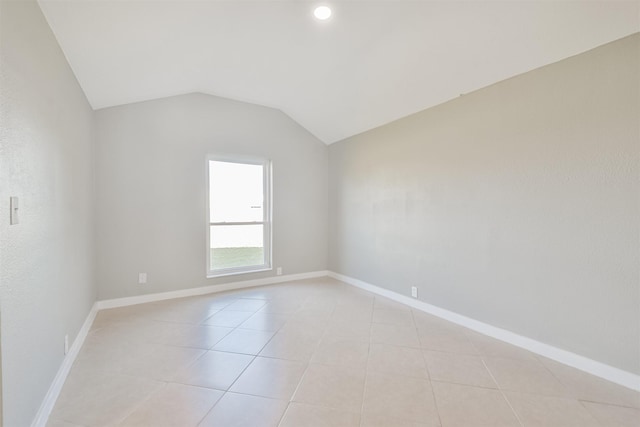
[207,267,272,279]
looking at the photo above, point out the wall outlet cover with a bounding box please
[411,286,418,298]
[138,273,147,284]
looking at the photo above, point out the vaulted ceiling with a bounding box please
[38,0,639,144]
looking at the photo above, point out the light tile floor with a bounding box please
[48,277,640,427]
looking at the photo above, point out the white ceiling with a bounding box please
[38,0,639,144]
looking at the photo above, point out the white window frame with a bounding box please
[206,155,272,278]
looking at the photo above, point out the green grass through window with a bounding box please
[210,247,264,270]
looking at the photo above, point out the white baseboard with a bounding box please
[328,271,640,392]
[96,270,329,310]
[31,303,99,427]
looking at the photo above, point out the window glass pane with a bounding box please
[209,161,263,223]
[210,224,264,270]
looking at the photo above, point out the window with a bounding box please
[207,158,271,277]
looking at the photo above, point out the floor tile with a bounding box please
[367,343,429,379]
[581,401,640,427]
[311,335,370,368]
[278,316,327,339]
[431,381,520,427]
[297,298,336,317]
[360,412,435,427]
[467,332,536,360]
[119,383,223,427]
[238,312,290,331]
[374,296,411,310]
[161,324,234,349]
[196,295,237,310]
[362,372,440,425]
[417,327,477,354]
[197,392,287,427]
[49,279,632,427]
[146,304,219,324]
[483,356,570,397]
[211,328,275,355]
[412,311,459,331]
[222,298,267,312]
[260,299,304,315]
[279,402,361,427]
[208,295,242,305]
[46,419,83,427]
[73,332,152,373]
[370,322,420,347]
[259,329,322,361]
[227,287,276,300]
[538,357,640,409]
[504,391,600,427]
[331,305,373,323]
[293,363,366,412]
[88,319,164,344]
[336,293,375,308]
[144,322,209,346]
[201,310,255,327]
[372,307,414,326]
[229,356,306,400]
[91,305,157,327]
[325,320,371,340]
[424,350,497,388]
[50,367,163,426]
[291,309,333,321]
[118,344,206,381]
[172,350,254,390]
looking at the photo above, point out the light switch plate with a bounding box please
[10,196,19,225]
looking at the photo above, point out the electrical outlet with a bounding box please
[411,286,418,298]
[64,334,69,355]
[138,273,147,284]
[276,267,282,276]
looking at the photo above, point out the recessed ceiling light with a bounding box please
[314,5,332,20]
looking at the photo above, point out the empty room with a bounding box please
[0,0,639,426]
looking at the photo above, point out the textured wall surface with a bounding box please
[0,1,97,425]
[94,93,328,300]
[329,34,640,374]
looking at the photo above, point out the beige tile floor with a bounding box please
[47,277,640,427]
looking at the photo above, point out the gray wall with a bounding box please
[328,34,640,374]
[95,93,328,300]
[0,1,97,425]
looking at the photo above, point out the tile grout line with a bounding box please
[467,334,522,426]
[129,297,259,427]
[115,381,170,426]
[357,295,376,427]
[123,296,276,426]
[196,293,301,427]
[52,285,313,426]
[479,356,525,427]
[411,308,444,427]
[273,293,318,427]
[208,296,296,390]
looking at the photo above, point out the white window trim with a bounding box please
[206,155,272,278]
